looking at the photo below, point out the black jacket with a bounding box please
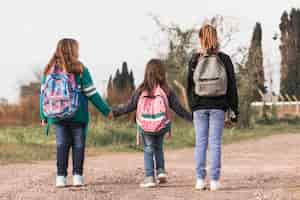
[187,52,239,115]
[113,90,193,122]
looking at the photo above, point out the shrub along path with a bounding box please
[0,133,300,200]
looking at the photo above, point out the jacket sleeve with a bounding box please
[186,53,199,110]
[168,90,193,122]
[82,68,111,117]
[112,91,140,117]
[224,55,239,115]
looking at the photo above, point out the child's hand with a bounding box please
[166,132,172,140]
[107,111,114,120]
[41,120,47,126]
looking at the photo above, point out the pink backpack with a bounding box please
[136,86,171,134]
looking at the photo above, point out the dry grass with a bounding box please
[0,119,300,164]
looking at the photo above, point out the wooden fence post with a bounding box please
[257,89,265,117]
[286,94,293,113]
[279,94,285,101]
[278,94,286,116]
[292,96,299,116]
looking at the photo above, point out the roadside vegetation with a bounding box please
[1,117,299,164]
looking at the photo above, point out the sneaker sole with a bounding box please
[56,184,67,188]
[195,186,206,191]
[73,184,84,187]
[210,182,221,191]
[195,185,205,190]
[157,174,167,184]
[139,183,156,188]
[210,187,220,191]
[157,177,167,184]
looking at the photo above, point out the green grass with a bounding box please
[1,118,300,164]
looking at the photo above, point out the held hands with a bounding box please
[224,110,238,128]
[166,132,172,140]
[41,120,47,126]
[230,111,238,123]
[107,111,114,120]
[230,115,238,123]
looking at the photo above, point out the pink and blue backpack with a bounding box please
[136,86,171,135]
[41,66,81,120]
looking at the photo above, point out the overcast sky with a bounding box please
[0,0,299,103]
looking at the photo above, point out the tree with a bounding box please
[280,9,300,96]
[151,15,197,89]
[246,22,265,101]
[107,62,135,106]
[106,62,136,121]
[236,59,252,128]
[237,22,265,127]
[19,82,40,124]
[280,11,290,88]
[107,75,113,99]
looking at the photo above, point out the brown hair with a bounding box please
[44,38,83,75]
[138,59,170,96]
[199,24,219,54]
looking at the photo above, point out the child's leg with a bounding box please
[208,109,225,181]
[55,124,72,177]
[193,110,209,180]
[70,124,86,176]
[141,133,156,177]
[154,133,165,173]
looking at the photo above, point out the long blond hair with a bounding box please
[44,38,83,75]
[199,24,219,54]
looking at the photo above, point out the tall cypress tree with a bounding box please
[129,70,135,90]
[279,11,290,91]
[280,9,300,96]
[122,62,129,76]
[113,69,121,89]
[237,22,264,128]
[120,62,130,89]
[246,22,265,101]
[107,75,113,99]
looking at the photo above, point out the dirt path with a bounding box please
[1,134,300,200]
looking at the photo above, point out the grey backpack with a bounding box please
[193,54,228,97]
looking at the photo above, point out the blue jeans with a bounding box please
[55,122,86,176]
[141,133,166,177]
[193,109,225,181]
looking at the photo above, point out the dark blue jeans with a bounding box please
[141,132,166,177]
[55,122,86,176]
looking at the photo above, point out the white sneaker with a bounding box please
[139,176,156,188]
[56,176,67,187]
[210,180,221,191]
[157,173,168,184]
[73,175,84,187]
[195,179,206,190]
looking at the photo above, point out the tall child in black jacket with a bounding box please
[187,24,239,191]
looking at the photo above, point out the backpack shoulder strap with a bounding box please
[190,53,201,71]
[213,53,226,67]
[74,73,83,88]
[200,52,225,67]
[156,86,170,111]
